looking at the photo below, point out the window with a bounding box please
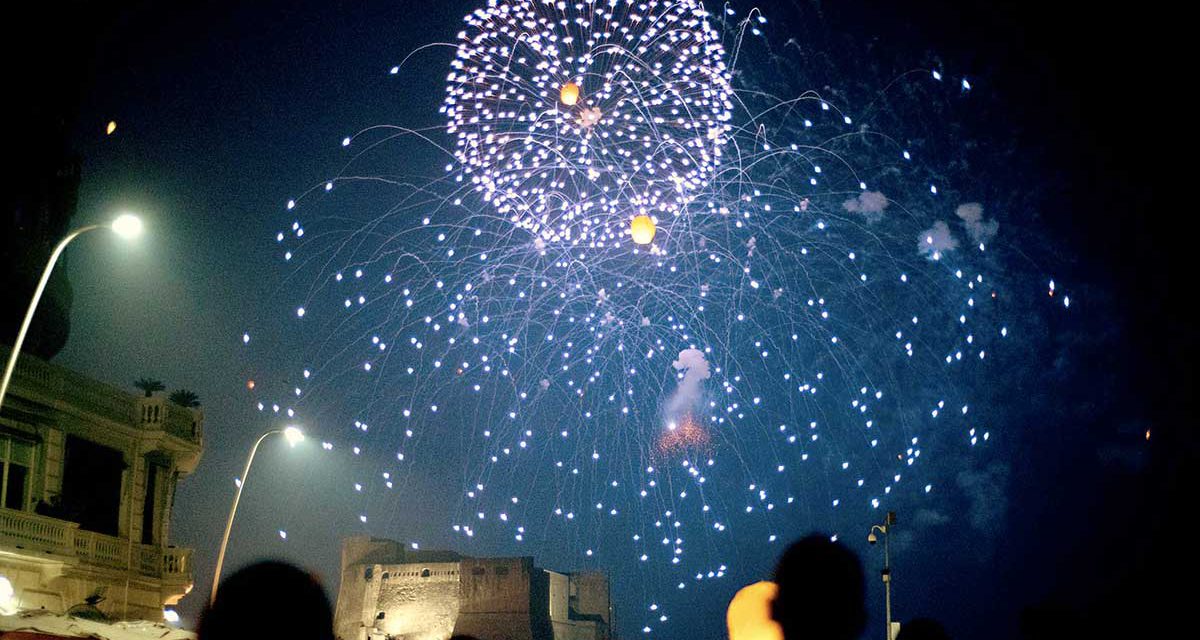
[0,437,34,511]
[60,436,124,535]
[495,566,510,576]
[142,463,161,544]
[421,568,431,578]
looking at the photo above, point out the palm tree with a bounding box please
[133,378,165,397]
[168,389,200,408]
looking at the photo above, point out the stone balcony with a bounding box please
[0,507,191,585]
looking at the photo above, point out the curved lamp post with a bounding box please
[868,511,898,640]
[0,213,144,411]
[210,425,305,604]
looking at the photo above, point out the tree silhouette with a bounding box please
[168,389,200,408]
[133,378,165,397]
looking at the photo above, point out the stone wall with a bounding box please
[452,557,537,640]
[375,563,461,640]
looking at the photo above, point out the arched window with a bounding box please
[420,568,431,578]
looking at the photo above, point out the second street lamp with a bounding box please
[210,425,305,604]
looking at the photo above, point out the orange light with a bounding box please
[560,81,580,106]
[630,215,656,245]
[246,380,255,390]
[727,581,784,640]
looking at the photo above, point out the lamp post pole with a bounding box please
[870,511,898,640]
[0,225,100,411]
[210,426,304,604]
[0,214,143,412]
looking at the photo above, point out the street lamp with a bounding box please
[0,213,144,411]
[210,425,305,604]
[868,511,898,640]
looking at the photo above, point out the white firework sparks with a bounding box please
[443,0,733,245]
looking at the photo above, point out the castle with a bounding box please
[334,536,611,640]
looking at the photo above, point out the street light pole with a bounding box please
[210,426,304,605]
[869,511,898,640]
[0,214,143,412]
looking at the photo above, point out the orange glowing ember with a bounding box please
[656,414,712,458]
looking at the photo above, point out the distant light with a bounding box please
[283,426,305,447]
[106,121,117,135]
[111,213,144,239]
[163,609,181,624]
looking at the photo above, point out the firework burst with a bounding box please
[248,2,1066,636]
[443,0,733,244]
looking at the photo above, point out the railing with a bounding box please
[74,530,127,569]
[0,507,78,555]
[0,507,193,580]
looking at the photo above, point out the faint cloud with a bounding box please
[843,191,889,223]
[955,202,998,245]
[912,508,951,527]
[917,221,959,260]
[956,462,1010,533]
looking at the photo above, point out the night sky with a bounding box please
[5,1,1188,638]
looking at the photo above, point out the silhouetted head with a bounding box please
[896,617,951,640]
[771,534,866,640]
[199,560,333,640]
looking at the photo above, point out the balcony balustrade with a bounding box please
[0,507,192,581]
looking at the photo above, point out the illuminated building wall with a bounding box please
[334,536,610,640]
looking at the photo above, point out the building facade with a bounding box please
[0,346,201,620]
[334,536,611,640]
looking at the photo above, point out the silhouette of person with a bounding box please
[895,617,950,640]
[199,560,334,640]
[771,534,866,640]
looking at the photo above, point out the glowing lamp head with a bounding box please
[727,581,783,640]
[163,609,181,624]
[630,215,656,245]
[106,121,117,135]
[110,213,144,239]
[283,425,305,447]
[560,81,580,106]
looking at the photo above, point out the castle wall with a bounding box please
[332,538,609,640]
[452,556,535,640]
[570,572,611,626]
[375,562,461,640]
